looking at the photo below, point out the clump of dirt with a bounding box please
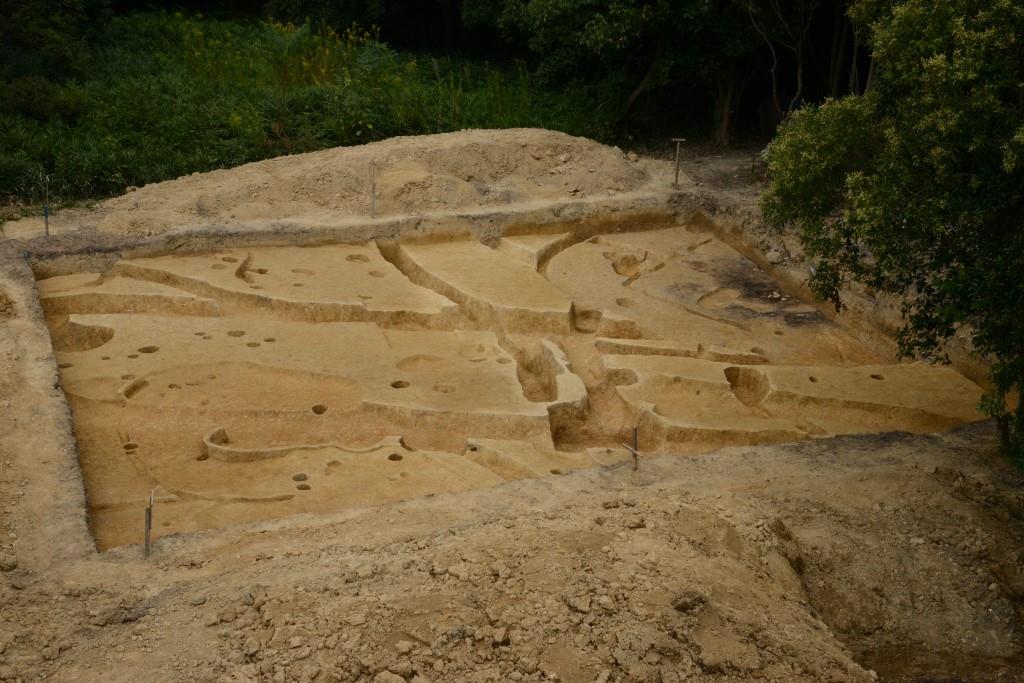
[0,289,12,318]
[3,129,653,237]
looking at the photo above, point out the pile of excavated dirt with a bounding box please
[1,129,656,238]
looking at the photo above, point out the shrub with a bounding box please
[764,0,1024,462]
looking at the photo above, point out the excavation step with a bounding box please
[113,244,458,325]
[39,233,988,551]
[38,273,221,317]
[605,354,984,448]
[57,314,547,420]
[546,226,873,366]
[396,239,574,333]
[496,232,575,270]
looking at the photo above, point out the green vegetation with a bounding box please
[764,0,1024,461]
[2,1,875,206]
[0,12,601,205]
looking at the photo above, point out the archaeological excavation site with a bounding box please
[1,130,1022,682]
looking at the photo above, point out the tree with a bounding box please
[743,0,822,116]
[763,0,1024,461]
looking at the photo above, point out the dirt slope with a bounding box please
[2,425,1023,682]
[1,129,656,238]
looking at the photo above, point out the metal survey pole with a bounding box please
[672,138,686,188]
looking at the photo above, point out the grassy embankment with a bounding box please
[0,12,611,213]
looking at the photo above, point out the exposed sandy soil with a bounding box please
[1,129,656,239]
[2,426,1023,683]
[36,222,987,551]
[1,129,1023,683]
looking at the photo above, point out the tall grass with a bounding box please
[0,12,609,206]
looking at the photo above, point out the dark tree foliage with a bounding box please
[0,0,108,80]
[0,0,109,121]
[462,0,759,143]
[250,0,493,54]
[2,0,877,144]
[764,0,1024,461]
[459,0,875,142]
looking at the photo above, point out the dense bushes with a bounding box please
[0,12,599,204]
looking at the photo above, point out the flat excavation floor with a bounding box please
[41,226,985,549]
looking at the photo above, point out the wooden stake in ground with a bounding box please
[144,490,153,558]
[43,173,49,238]
[672,138,686,188]
[370,159,377,218]
[622,426,641,471]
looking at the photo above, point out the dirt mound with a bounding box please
[4,129,652,238]
[0,289,11,318]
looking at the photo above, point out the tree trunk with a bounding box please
[997,412,1011,453]
[787,50,805,113]
[848,30,861,94]
[749,10,782,116]
[993,373,1024,461]
[828,16,849,97]
[1012,377,1024,460]
[621,43,664,136]
[713,77,737,147]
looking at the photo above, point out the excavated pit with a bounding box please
[40,224,988,550]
